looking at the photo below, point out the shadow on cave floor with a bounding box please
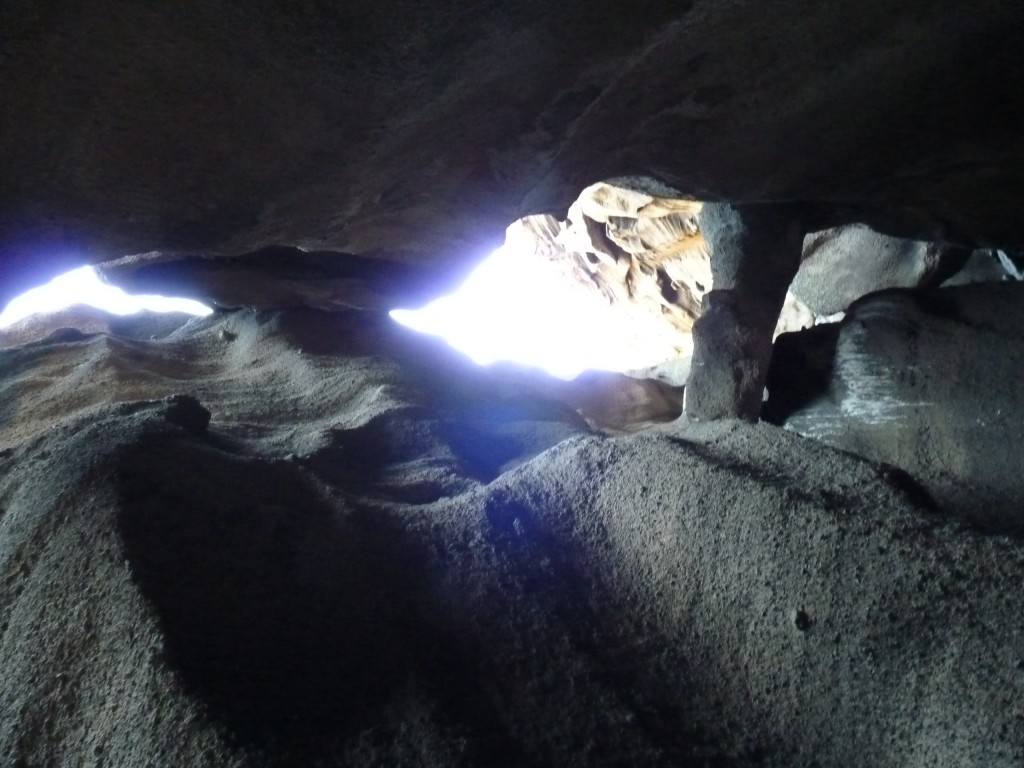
[477,488,729,765]
[114,434,524,766]
[113,432,724,766]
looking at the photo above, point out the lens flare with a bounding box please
[0,265,213,329]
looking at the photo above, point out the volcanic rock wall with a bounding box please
[768,280,1024,535]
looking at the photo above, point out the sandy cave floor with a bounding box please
[0,307,1022,767]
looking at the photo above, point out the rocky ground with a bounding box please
[1,298,1022,767]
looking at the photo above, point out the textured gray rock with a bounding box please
[685,203,805,421]
[1,309,1022,766]
[95,246,452,313]
[792,225,970,316]
[767,281,1024,534]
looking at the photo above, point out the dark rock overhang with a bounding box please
[2,1,1023,309]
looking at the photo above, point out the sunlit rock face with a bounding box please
[508,181,710,382]
[558,180,709,329]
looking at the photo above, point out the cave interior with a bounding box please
[2,2,1024,766]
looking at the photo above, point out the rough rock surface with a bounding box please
[767,280,1024,535]
[792,225,969,317]
[95,246,454,314]
[0,306,194,350]
[3,2,1024,765]
[2,308,1023,766]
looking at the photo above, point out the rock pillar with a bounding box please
[684,203,806,421]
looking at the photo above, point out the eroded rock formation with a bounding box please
[2,307,1023,766]
[3,1,1024,766]
[767,281,1024,534]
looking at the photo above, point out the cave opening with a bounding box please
[388,180,837,390]
[389,220,690,381]
[0,264,213,330]
[390,180,712,384]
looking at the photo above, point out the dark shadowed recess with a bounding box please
[762,323,840,426]
[303,407,584,503]
[114,434,521,765]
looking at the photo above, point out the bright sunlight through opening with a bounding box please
[0,265,213,329]
[390,231,675,380]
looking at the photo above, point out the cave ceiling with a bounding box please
[2,0,1023,308]
[4,6,1024,763]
